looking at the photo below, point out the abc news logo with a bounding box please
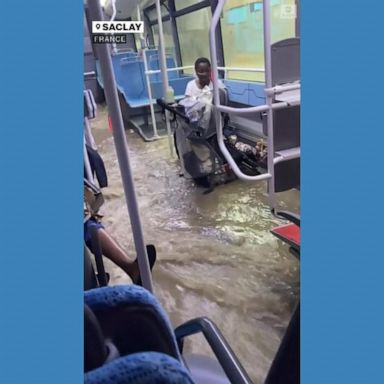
[92,21,143,45]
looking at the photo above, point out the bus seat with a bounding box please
[223,80,248,104]
[85,352,195,384]
[148,54,179,81]
[84,294,192,382]
[147,53,195,99]
[248,82,266,106]
[223,80,266,107]
[97,57,150,108]
[84,285,252,384]
[144,48,159,61]
[85,285,182,361]
[97,52,194,108]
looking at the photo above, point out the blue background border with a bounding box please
[302,0,384,382]
[0,2,83,382]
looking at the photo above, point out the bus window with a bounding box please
[152,20,176,57]
[176,7,212,74]
[221,0,297,82]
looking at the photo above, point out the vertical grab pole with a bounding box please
[87,0,153,292]
[155,0,175,157]
[209,0,227,182]
[262,0,276,210]
[138,6,159,139]
[208,0,221,108]
[110,0,118,54]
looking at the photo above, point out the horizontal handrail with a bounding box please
[274,148,301,165]
[145,65,194,75]
[265,83,300,96]
[218,66,264,73]
[216,100,298,115]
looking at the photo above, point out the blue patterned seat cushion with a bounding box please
[85,352,195,384]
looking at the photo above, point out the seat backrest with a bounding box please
[118,60,147,101]
[84,295,195,383]
[85,285,182,361]
[85,351,195,384]
[148,54,179,81]
[271,37,300,86]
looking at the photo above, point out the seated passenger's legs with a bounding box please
[85,219,156,285]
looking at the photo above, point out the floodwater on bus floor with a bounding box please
[91,104,300,384]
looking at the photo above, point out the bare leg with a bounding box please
[96,228,140,283]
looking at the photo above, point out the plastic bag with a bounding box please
[179,86,213,128]
[198,87,213,130]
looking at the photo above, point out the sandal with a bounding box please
[133,244,157,286]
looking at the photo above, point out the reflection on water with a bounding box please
[91,105,299,383]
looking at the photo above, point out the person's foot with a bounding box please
[131,244,157,286]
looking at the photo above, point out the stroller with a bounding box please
[170,89,263,191]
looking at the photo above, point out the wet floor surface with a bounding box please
[90,104,300,383]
